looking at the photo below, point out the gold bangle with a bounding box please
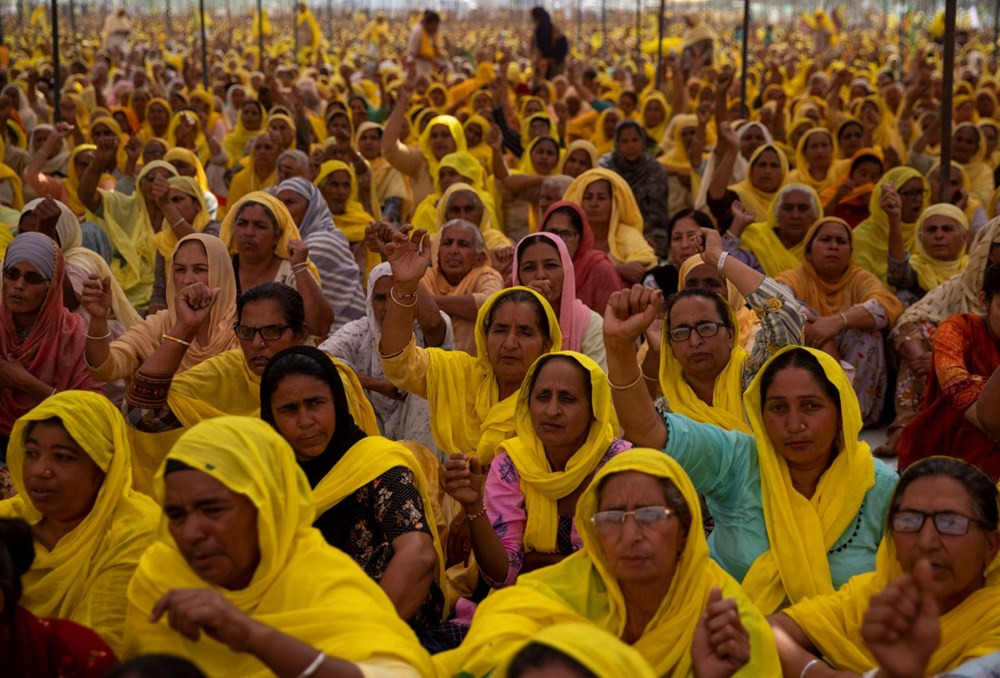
[162,334,192,347]
[642,370,659,382]
[390,286,418,308]
[465,505,487,521]
[609,371,644,391]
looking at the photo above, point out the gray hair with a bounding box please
[444,187,485,218]
[440,218,486,254]
[541,174,573,196]
[775,183,821,221]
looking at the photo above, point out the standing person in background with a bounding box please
[101,8,131,56]
[531,8,569,80]
[407,11,443,78]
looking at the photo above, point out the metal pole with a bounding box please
[635,0,641,63]
[0,0,4,47]
[939,0,956,185]
[199,0,209,88]
[257,0,264,69]
[994,0,999,66]
[327,0,332,41]
[654,0,664,89]
[293,3,299,59]
[601,0,607,60]
[897,1,906,82]
[740,0,750,115]
[68,0,75,44]
[576,0,582,54]
[51,0,60,123]
[166,0,172,39]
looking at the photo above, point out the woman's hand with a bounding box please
[174,282,220,333]
[441,453,485,509]
[490,246,514,277]
[616,261,651,286]
[879,183,902,223]
[524,278,554,300]
[729,201,755,237]
[369,222,431,289]
[0,358,31,389]
[900,341,932,377]
[699,227,725,268]
[93,136,119,169]
[124,136,143,164]
[604,285,663,349]
[692,588,751,678]
[487,123,504,152]
[366,377,407,401]
[151,588,259,653]
[287,239,309,266]
[804,315,845,348]
[150,173,171,209]
[81,274,113,320]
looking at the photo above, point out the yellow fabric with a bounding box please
[0,391,159,655]
[739,346,875,614]
[562,168,655,266]
[0,137,23,210]
[640,91,671,147]
[122,417,433,676]
[520,112,558,148]
[225,150,277,215]
[434,449,780,677]
[495,623,656,678]
[515,135,561,176]
[463,114,493,174]
[739,184,819,277]
[677,255,758,350]
[266,113,297,152]
[852,167,930,285]
[417,114,467,180]
[557,139,598,175]
[137,98,173,143]
[313,160,379,279]
[788,127,836,194]
[909,203,970,292]
[90,115,130,173]
[729,144,789,221]
[423,287,562,464]
[498,352,617,553]
[164,146,210,192]
[433,182,510,251]
[64,144,105,218]
[165,111,211,166]
[222,100,264,162]
[152,176,212,259]
[589,108,620,155]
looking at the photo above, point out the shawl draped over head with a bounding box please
[0,233,102,435]
[677,254,759,350]
[789,127,836,194]
[908,203,970,292]
[29,124,71,176]
[740,346,876,614]
[122,417,434,676]
[417,114,467,179]
[562,168,656,266]
[0,390,160,655]
[152,175,212,259]
[433,448,780,677]
[313,160,380,277]
[495,623,656,678]
[557,139,598,176]
[432,182,510,252]
[852,167,930,285]
[738,183,821,277]
[512,232,592,353]
[729,143,789,221]
[777,217,903,324]
[422,287,562,464]
[783,458,1000,674]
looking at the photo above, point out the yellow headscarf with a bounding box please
[0,136,23,211]
[89,115,130,173]
[516,135,562,176]
[562,168,655,266]
[739,346,876,614]
[495,623,656,678]
[589,108,620,155]
[64,144,105,218]
[852,167,930,285]
[433,448,780,677]
[163,146,210,193]
[954,121,995,207]
[165,110,211,166]
[639,91,671,146]
[657,113,698,173]
[678,255,759,350]
[152,176,212,259]
[138,97,174,142]
[739,183,820,277]
[417,114,467,179]
[909,203,970,291]
[788,127,837,194]
[520,112,559,149]
[222,99,264,161]
[498,351,617,553]
[432,182,509,251]
[313,160,379,278]
[729,143,789,221]
[0,391,160,655]
[462,114,493,174]
[423,287,562,464]
[557,139,598,175]
[122,417,433,676]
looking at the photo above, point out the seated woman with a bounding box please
[787,127,836,196]
[512,232,606,369]
[770,456,1000,676]
[25,130,116,222]
[705,122,788,233]
[657,113,707,218]
[356,122,409,223]
[493,134,563,242]
[219,191,333,336]
[557,139,597,179]
[677,254,760,351]
[274,177,367,331]
[776,217,903,424]
[416,218,503,354]
[320,262,451,455]
[0,391,160,655]
[314,159,380,280]
[0,517,118,677]
[412,150,494,235]
[898,264,1000,478]
[224,134,278,217]
[606,328,898,616]
[434,449,780,676]
[222,99,265,162]
[374,223,562,463]
[819,149,883,228]
[887,202,969,305]
[853,167,930,285]
[122,417,434,676]
[0,233,102,454]
[929,160,989,233]
[497,622,655,678]
[442,351,630,593]
[598,120,670,232]
[562,168,656,285]
[540,201,622,315]
[434,182,512,261]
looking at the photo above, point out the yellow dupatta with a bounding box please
[411,150,488,233]
[787,127,836,194]
[433,449,779,677]
[498,352,617,553]
[739,346,875,614]
[659,289,750,433]
[589,108,620,155]
[163,146,211,193]
[909,203,970,292]
[562,168,656,266]
[123,417,433,676]
[432,182,509,251]
[0,391,160,655]
[222,100,264,162]
[423,287,562,464]
[313,159,380,278]
[463,114,493,174]
[137,97,173,142]
[557,139,598,175]
[0,136,23,210]
[739,184,820,277]
[89,115,131,173]
[495,623,656,678]
[853,167,930,284]
[152,176,212,258]
[356,121,412,216]
[678,255,759,350]
[64,144,107,218]
[417,114,467,180]
[640,90,671,146]
[165,110,211,166]
[729,143,789,221]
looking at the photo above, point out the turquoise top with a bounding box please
[663,412,898,595]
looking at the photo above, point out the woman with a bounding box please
[512,232,606,369]
[434,449,779,676]
[122,417,434,676]
[530,7,568,80]
[164,146,219,219]
[0,391,159,655]
[898,264,1000,478]
[356,121,409,223]
[777,217,902,424]
[26,135,114,221]
[706,123,788,232]
[540,200,623,315]
[0,233,102,453]
[497,623,655,678]
[222,99,264,162]
[493,135,561,242]
[677,254,760,351]
[853,167,930,285]
[724,184,822,277]
[694,121,772,211]
[434,182,510,255]
[558,140,597,179]
[314,160,380,281]
[137,98,172,143]
[218,192,333,336]
[224,134,278,216]
[888,202,970,303]
[787,127,836,195]
[274,177,367,330]
[598,120,670,232]
[562,168,656,285]
[319,262,451,454]
[27,124,70,180]
[770,456,1000,675]
[441,351,630,592]
[374,223,562,463]
[411,150,489,235]
[657,114,705,218]
[0,517,117,677]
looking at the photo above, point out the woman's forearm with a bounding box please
[294,269,334,337]
[414,285,447,347]
[245,621,364,678]
[379,532,436,621]
[378,279,417,356]
[464,500,512,583]
[606,338,667,448]
[434,294,480,321]
[85,317,112,368]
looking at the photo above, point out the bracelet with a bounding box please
[170,216,186,230]
[641,370,659,382]
[292,262,311,273]
[86,329,112,341]
[839,312,849,330]
[162,333,192,347]
[800,659,826,678]
[295,651,326,678]
[465,505,487,521]
[609,370,644,391]
[50,386,57,396]
[390,286,418,308]
[716,251,730,276]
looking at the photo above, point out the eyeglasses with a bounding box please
[547,228,579,242]
[891,510,985,537]
[591,506,675,532]
[899,189,927,199]
[233,324,290,341]
[668,321,721,343]
[2,268,50,285]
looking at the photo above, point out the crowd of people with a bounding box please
[1,2,1000,676]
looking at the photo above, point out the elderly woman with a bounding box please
[598,120,671,232]
[274,177,366,331]
[887,202,970,304]
[706,123,788,233]
[314,160,380,280]
[0,233,102,455]
[777,217,903,424]
[319,262,451,454]
[219,192,333,336]
[122,417,434,676]
[853,167,931,285]
[770,457,1000,676]
[606,292,897,614]
[0,391,159,655]
[434,182,511,259]
[434,449,780,676]
[260,347,445,633]
[374,223,562,463]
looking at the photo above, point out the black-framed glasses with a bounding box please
[547,228,579,242]
[233,324,290,341]
[891,510,985,537]
[668,321,721,343]
[591,506,675,532]
[2,268,50,285]
[899,189,927,199]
